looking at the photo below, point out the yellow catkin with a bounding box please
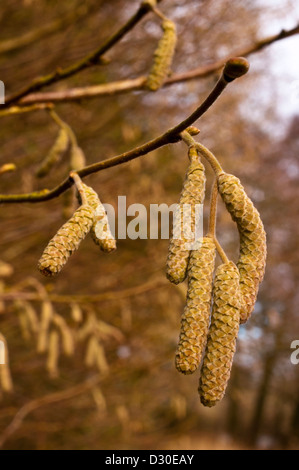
[37,301,53,353]
[71,303,83,323]
[145,19,177,91]
[46,330,60,379]
[36,127,69,178]
[175,236,216,374]
[85,336,99,367]
[0,260,13,278]
[81,183,116,253]
[199,261,241,407]
[166,147,206,284]
[53,314,74,357]
[70,145,86,171]
[38,204,95,276]
[91,386,107,412]
[95,342,109,375]
[217,173,267,323]
[0,333,14,393]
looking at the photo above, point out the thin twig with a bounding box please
[16,24,299,106]
[3,0,162,107]
[0,103,53,117]
[214,237,229,264]
[207,179,218,237]
[180,132,223,175]
[0,375,100,449]
[69,172,87,205]
[0,71,230,204]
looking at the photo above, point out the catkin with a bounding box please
[14,300,39,337]
[36,128,69,178]
[199,261,241,407]
[175,236,216,374]
[217,173,267,323]
[166,147,206,284]
[46,330,60,378]
[53,314,74,357]
[38,204,95,276]
[81,183,116,253]
[145,19,177,91]
[37,301,53,353]
[85,336,99,367]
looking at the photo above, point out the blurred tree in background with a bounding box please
[0,0,298,450]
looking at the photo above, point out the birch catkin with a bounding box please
[81,183,116,253]
[199,261,241,407]
[175,236,216,374]
[146,19,177,91]
[38,204,95,276]
[36,128,69,178]
[217,173,267,323]
[166,147,206,284]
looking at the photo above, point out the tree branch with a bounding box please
[15,23,299,106]
[2,278,168,304]
[0,375,101,449]
[0,67,234,203]
[3,0,163,107]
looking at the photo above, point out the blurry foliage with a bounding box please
[0,0,299,450]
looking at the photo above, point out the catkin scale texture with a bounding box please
[199,262,241,407]
[166,148,206,284]
[146,19,177,91]
[175,236,216,374]
[38,204,95,276]
[81,184,116,253]
[217,173,266,323]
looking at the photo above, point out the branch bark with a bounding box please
[15,23,299,106]
[3,0,163,107]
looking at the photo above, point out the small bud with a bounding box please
[223,57,250,82]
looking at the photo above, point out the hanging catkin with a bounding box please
[166,147,206,284]
[81,183,116,253]
[46,330,60,378]
[145,19,177,91]
[36,128,69,178]
[217,173,267,323]
[37,300,53,353]
[38,204,95,276]
[199,261,241,407]
[175,236,216,374]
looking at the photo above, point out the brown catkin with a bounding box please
[38,204,95,276]
[199,261,241,407]
[36,128,69,178]
[145,19,177,91]
[166,147,206,284]
[81,183,116,253]
[217,173,267,323]
[175,236,216,374]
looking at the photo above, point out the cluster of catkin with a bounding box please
[38,183,116,277]
[166,145,266,407]
[14,297,122,379]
